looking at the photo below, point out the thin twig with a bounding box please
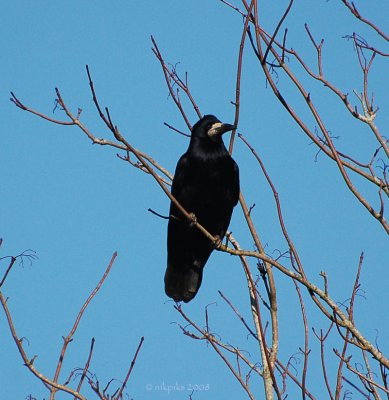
[75,338,95,397]
[115,336,144,399]
[175,305,257,400]
[50,252,117,399]
[218,290,258,339]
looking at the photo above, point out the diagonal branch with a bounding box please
[50,252,117,399]
[0,289,86,400]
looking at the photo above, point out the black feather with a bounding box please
[165,115,240,302]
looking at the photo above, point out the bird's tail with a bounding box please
[164,260,204,303]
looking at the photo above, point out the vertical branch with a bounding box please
[293,280,310,399]
[379,363,389,399]
[351,34,389,158]
[239,193,280,368]
[334,253,365,399]
[312,325,335,400]
[229,235,281,400]
[229,0,254,153]
[304,24,324,77]
[361,349,381,400]
[348,252,364,324]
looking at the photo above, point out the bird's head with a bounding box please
[191,115,235,143]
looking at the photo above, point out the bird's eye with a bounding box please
[206,123,213,130]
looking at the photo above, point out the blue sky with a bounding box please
[1,1,388,399]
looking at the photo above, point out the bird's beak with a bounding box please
[208,122,236,137]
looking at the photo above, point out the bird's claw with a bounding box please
[189,212,197,227]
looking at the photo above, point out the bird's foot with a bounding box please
[189,212,197,227]
[212,235,222,249]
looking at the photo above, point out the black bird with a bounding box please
[165,115,240,302]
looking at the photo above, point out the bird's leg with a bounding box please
[188,212,197,227]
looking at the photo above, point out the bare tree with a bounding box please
[3,1,388,399]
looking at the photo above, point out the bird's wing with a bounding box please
[171,153,189,199]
